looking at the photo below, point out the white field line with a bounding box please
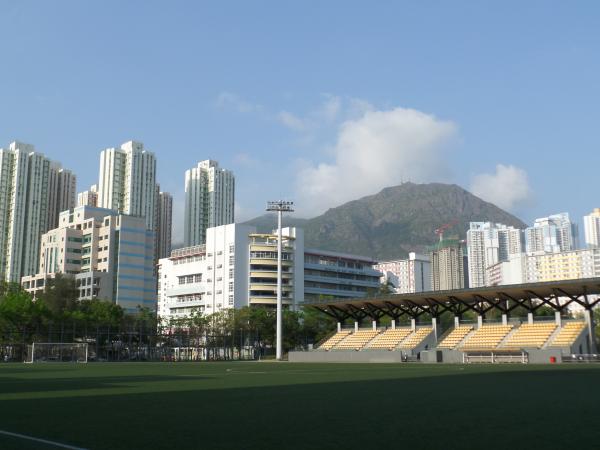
[0,429,89,450]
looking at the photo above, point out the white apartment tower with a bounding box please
[98,141,157,231]
[184,160,235,246]
[467,222,523,288]
[583,208,600,249]
[0,141,76,282]
[525,213,578,254]
[77,184,98,207]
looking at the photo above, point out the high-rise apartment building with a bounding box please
[155,190,173,259]
[0,141,76,282]
[525,213,578,254]
[375,253,431,294]
[47,162,76,229]
[77,184,98,207]
[466,222,523,288]
[583,208,600,249]
[22,205,156,312]
[184,160,234,246]
[98,141,157,231]
[430,240,465,291]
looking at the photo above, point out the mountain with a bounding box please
[242,213,309,233]
[243,183,527,261]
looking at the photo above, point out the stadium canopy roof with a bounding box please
[305,277,600,322]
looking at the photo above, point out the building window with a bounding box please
[228,295,234,306]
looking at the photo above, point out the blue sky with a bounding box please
[1,1,599,241]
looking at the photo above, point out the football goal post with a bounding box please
[26,343,88,363]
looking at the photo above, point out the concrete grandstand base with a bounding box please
[288,350,406,363]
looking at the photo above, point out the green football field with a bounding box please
[0,362,598,450]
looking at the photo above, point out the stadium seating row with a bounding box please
[368,328,413,350]
[549,321,586,348]
[318,321,586,353]
[319,327,433,351]
[437,321,586,351]
[437,326,473,349]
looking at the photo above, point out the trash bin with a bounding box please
[550,356,556,364]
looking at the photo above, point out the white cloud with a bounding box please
[278,111,307,131]
[215,92,262,113]
[470,164,533,212]
[295,107,457,216]
[277,94,346,132]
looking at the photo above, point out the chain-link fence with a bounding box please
[0,323,296,362]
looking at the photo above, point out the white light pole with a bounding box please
[266,200,294,361]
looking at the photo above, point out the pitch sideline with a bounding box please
[0,429,89,450]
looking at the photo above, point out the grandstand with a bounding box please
[292,278,599,363]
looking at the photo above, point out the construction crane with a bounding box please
[435,219,458,242]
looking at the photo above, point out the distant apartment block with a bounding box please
[430,240,466,291]
[487,248,600,288]
[155,190,173,260]
[466,222,523,288]
[525,213,578,254]
[583,208,600,249]
[0,141,76,282]
[184,160,235,246]
[375,253,431,293]
[22,205,156,312]
[98,141,157,231]
[77,184,98,207]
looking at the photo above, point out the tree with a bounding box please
[38,274,79,319]
[0,288,48,333]
[300,306,337,344]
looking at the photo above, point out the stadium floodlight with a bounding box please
[266,200,295,361]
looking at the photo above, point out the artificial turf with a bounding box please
[0,362,598,450]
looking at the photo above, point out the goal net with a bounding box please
[26,343,88,363]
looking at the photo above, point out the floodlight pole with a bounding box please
[266,200,294,361]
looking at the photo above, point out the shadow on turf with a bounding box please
[0,375,209,394]
[1,366,599,450]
